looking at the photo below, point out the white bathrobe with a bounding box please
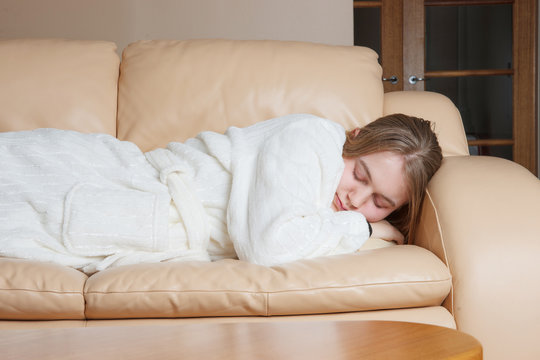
[0,114,371,273]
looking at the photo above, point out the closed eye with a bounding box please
[373,194,394,209]
[373,199,387,209]
[354,166,368,184]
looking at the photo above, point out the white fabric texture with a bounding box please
[0,115,371,272]
[226,114,371,265]
[0,129,204,273]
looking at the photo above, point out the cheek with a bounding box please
[358,205,393,223]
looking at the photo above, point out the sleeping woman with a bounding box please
[0,113,442,273]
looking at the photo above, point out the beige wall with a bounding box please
[0,0,353,53]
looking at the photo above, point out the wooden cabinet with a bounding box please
[354,0,537,175]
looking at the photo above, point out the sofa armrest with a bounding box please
[415,155,540,360]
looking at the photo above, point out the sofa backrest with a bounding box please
[117,39,385,151]
[0,39,119,135]
[0,38,468,157]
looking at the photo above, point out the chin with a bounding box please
[367,216,387,223]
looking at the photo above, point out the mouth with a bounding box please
[334,194,346,211]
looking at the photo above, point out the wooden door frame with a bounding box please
[403,0,425,91]
[353,1,404,92]
[381,0,404,92]
[513,0,538,175]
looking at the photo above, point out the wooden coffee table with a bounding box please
[0,320,481,359]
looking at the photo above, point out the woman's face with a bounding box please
[331,151,409,222]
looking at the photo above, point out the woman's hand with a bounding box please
[369,220,405,245]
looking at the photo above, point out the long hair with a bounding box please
[342,113,442,243]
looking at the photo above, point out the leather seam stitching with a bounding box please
[424,188,454,317]
[83,280,453,295]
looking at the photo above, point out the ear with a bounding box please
[351,128,361,137]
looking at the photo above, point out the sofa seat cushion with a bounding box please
[0,258,87,320]
[84,245,451,319]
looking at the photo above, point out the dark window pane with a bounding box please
[468,143,513,161]
[354,8,381,60]
[426,75,512,140]
[486,145,513,161]
[426,5,512,71]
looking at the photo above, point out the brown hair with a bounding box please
[342,113,442,243]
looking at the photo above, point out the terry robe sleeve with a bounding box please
[226,114,371,266]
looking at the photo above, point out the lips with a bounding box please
[334,194,346,211]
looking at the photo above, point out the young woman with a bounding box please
[340,113,443,246]
[0,113,442,273]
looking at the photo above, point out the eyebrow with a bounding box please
[357,158,397,208]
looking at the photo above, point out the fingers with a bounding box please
[393,231,405,245]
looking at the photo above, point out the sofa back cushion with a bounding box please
[0,39,119,135]
[117,39,384,151]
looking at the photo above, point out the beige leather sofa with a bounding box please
[0,38,539,360]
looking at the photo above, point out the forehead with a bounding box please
[356,152,409,205]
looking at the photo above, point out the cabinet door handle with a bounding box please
[408,75,425,84]
[382,76,398,84]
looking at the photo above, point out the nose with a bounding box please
[349,188,371,210]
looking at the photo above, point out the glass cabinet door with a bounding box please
[425,3,513,160]
[352,0,537,175]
